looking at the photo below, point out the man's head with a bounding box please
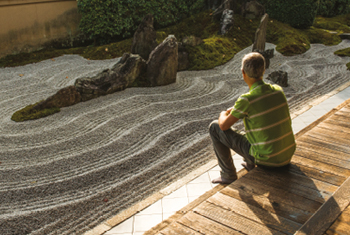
[241,52,265,81]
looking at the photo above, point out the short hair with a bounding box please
[241,52,265,79]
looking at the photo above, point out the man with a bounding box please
[209,52,296,184]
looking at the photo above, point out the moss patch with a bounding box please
[0,39,133,68]
[313,15,350,33]
[301,27,342,46]
[334,47,350,70]
[11,103,60,122]
[334,47,350,57]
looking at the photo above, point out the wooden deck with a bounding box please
[145,99,350,235]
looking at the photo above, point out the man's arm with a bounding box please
[218,108,239,131]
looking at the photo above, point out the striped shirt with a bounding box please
[231,80,296,167]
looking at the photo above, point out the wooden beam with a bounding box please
[294,177,350,235]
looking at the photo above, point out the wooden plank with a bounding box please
[325,222,350,235]
[159,222,202,235]
[220,185,312,224]
[300,132,350,153]
[178,211,243,235]
[207,192,302,234]
[333,112,350,120]
[296,141,350,161]
[144,184,227,235]
[323,118,350,130]
[317,121,350,134]
[291,155,350,178]
[224,177,322,217]
[253,166,338,197]
[325,205,350,235]
[286,163,346,186]
[194,201,285,235]
[294,147,350,169]
[297,136,350,158]
[304,127,350,149]
[295,177,350,235]
[244,167,334,202]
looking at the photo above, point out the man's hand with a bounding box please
[218,108,239,131]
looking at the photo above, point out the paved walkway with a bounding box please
[99,84,350,235]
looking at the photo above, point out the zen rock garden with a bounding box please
[12,1,288,122]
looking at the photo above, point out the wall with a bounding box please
[0,0,81,58]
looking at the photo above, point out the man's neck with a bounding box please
[248,78,263,89]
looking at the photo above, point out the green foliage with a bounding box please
[77,0,205,44]
[265,0,318,29]
[11,103,60,122]
[317,0,350,17]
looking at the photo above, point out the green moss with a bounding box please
[301,27,341,45]
[313,15,350,33]
[334,48,350,71]
[0,39,132,68]
[334,47,350,56]
[11,103,60,122]
[266,19,311,56]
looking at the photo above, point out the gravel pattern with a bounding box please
[1,41,349,234]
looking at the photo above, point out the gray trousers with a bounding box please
[209,120,255,180]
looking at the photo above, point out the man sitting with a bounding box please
[209,52,296,184]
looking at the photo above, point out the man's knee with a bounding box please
[209,120,219,134]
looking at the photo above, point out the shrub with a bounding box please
[317,0,350,17]
[265,0,318,29]
[77,0,205,44]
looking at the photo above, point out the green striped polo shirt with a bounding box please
[231,80,296,167]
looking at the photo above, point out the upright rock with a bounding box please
[267,70,288,87]
[147,35,178,86]
[131,14,158,60]
[252,13,269,51]
[211,0,235,20]
[75,54,146,101]
[242,0,265,19]
[255,48,274,69]
[219,9,234,35]
[33,86,81,110]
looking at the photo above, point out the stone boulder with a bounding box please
[131,14,158,60]
[219,9,234,35]
[252,13,269,52]
[267,70,288,87]
[33,86,81,110]
[242,0,265,19]
[75,53,147,101]
[147,35,178,86]
[254,48,274,69]
[210,0,235,21]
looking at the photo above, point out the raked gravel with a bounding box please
[0,41,350,234]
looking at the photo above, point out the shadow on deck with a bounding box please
[145,99,350,235]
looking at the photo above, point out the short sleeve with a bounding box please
[230,96,249,119]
